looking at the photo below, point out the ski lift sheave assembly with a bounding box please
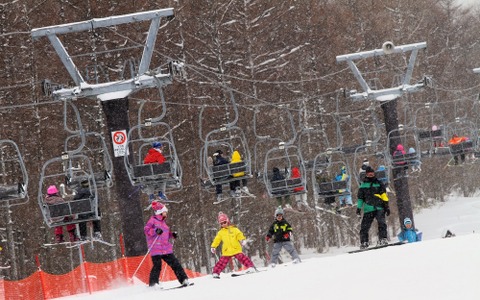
[38,153,99,228]
[0,140,28,204]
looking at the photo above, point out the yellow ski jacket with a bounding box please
[211,225,246,256]
[231,150,245,178]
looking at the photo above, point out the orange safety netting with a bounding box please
[0,255,206,300]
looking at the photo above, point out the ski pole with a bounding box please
[131,235,159,279]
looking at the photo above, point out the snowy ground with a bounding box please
[60,194,480,300]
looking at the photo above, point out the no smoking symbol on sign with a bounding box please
[111,130,128,157]
[113,131,126,145]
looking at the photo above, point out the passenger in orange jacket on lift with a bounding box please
[448,134,469,165]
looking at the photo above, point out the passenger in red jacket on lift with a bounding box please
[144,142,169,202]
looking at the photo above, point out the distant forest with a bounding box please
[1,0,480,279]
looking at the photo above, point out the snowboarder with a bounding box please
[143,141,169,202]
[210,212,255,278]
[356,166,390,249]
[265,207,301,267]
[397,217,422,243]
[44,185,79,243]
[144,201,190,288]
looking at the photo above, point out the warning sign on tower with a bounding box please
[111,130,128,157]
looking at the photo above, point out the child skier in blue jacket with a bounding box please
[397,217,422,243]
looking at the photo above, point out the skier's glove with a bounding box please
[283,233,290,239]
[172,231,178,239]
[210,248,216,254]
[385,207,391,216]
[265,236,271,242]
[356,208,361,216]
[241,240,249,249]
[155,228,163,235]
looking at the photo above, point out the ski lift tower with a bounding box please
[31,9,175,256]
[336,41,427,228]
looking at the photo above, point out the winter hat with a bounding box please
[152,141,163,148]
[152,201,168,215]
[408,147,416,154]
[362,158,369,164]
[396,144,404,151]
[404,217,412,226]
[217,211,230,224]
[275,206,284,217]
[47,185,59,195]
[364,166,375,174]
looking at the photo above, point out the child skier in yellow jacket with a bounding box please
[210,212,255,278]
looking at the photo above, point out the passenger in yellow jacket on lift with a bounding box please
[210,212,255,278]
[229,150,249,197]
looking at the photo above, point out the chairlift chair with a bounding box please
[414,103,448,156]
[386,125,421,170]
[0,140,28,203]
[125,121,182,194]
[311,150,352,202]
[263,143,307,198]
[64,132,113,189]
[201,125,252,189]
[353,143,389,187]
[444,119,477,159]
[38,153,99,228]
[297,127,333,172]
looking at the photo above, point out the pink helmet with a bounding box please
[217,212,230,225]
[47,185,59,195]
[152,201,168,214]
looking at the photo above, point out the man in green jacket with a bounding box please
[356,166,390,249]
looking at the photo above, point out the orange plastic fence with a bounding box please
[1,256,206,300]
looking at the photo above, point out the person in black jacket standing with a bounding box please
[356,166,390,249]
[265,207,301,267]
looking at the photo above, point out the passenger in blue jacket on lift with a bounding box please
[397,217,422,243]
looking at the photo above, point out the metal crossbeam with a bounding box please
[336,42,427,101]
[31,9,174,101]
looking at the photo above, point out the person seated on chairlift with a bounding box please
[335,166,352,207]
[408,148,421,172]
[229,150,249,197]
[213,150,229,201]
[144,141,169,202]
[448,134,469,165]
[393,144,408,170]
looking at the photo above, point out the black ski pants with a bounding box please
[359,209,387,244]
[149,253,188,286]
